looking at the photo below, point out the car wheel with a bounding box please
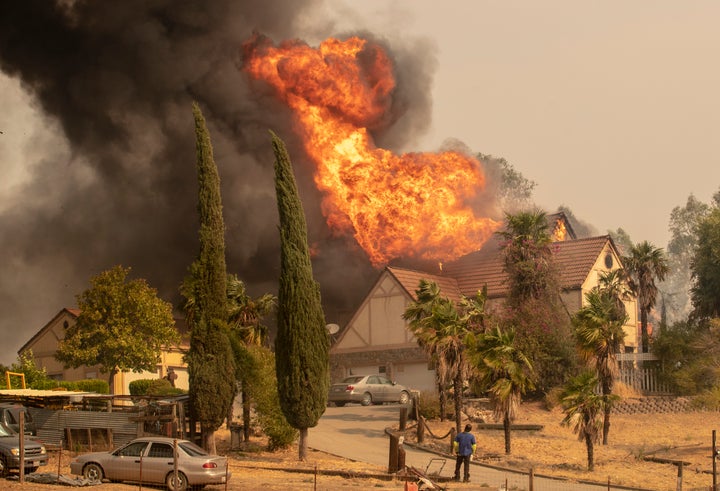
[27,466,39,474]
[334,402,346,407]
[83,463,104,484]
[361,392,372,406]
[0,455,8,478]
[399,391,410,405]
[166,471,189,491]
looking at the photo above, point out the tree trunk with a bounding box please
[640,308,649,354]
[503,413,512,454]
[453,372,463,435]
[108,368,117,395]
[201,426,217,455]
[437,378,446,422]
[242,388,251,441]
[602,379,612,445]
[298,427,309,461]
[585,432,594,471]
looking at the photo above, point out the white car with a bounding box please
[69,436,230,491]
[329,375,411,406]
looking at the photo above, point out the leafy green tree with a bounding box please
[498,210,576,391]
[560,371,619,471]
[56,265,178,393]
[226,273,276,441]
[10,350,50,389]
[690,207,720,321]
[479,153,536,212]
[403,280,487,434]
[608,228,634,256]
[271,131,329,461]
[466,325,534,454]
[662,194,710,324]
[573,285,627,445]
[183,103,235,454]
[623,241,669,353]
[237,344,297,450]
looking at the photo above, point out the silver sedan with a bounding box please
[328,375,412,406]
[69,436,230,491]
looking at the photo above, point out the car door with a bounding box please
[363,376,380,402]
[105,440,148,482]
[143,441,176,484]
[377,376,397,402]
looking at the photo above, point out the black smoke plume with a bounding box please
[0,1,438,363]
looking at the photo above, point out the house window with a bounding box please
[378,366,387,374]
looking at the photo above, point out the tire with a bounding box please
[83,463,104,484]
[0,455,8,478]
[166,471,189,491]
[398,391,410,405]
[361,392,372,406]
[334,402,346,407]
[27,467,39,474]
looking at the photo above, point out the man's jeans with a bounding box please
[454,454,471,481]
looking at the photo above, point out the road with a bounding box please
[310,404,649,491]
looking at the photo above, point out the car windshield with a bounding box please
[341,376,365,384]
[0,423,13,437]
[179,441,208,457]
[113,441,149,457]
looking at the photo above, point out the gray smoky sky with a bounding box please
[0,1,458,364]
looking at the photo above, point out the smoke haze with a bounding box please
[0,1,453,364]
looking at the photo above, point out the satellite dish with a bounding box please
[326,323,340,335]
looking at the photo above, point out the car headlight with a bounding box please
[40,446,47,455]
[10,448,19,456]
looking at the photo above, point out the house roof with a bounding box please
[386,266,462,302]
[434,235,616,299]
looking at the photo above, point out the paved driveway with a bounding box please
[310,404,649,491]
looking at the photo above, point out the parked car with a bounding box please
[0,421,47,477]
[69,436,230,491]
[0,403,37,436]
[328,375,411,406]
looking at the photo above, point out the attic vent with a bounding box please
[604,253,614,269]
[63,321,69,329]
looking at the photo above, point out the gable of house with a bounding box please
[20,308,190,395]
[329,269,441,392]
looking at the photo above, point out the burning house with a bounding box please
[329,213,639,392]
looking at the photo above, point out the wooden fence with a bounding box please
[615,352,671,395]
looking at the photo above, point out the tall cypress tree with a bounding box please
[270,131,329,460]
[184,102,235,453]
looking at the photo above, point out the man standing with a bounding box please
[453,424,477,483]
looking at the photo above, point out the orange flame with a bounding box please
[243,34,501,266]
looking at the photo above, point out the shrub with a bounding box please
[690,387,720,410]
[416,390,441,420]
[129,379,154,396]
[33,378,109,394]
[147,378,186,396]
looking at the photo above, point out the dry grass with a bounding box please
[4,396,720,491]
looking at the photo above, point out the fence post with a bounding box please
[388,433,400,473]
[417,415,425,444]
[400,407,408,431]
[676,461,682,491]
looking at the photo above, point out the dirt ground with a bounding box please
[3,400,720,491]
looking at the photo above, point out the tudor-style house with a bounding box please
[329,213,639,392]
[19,308,189,395]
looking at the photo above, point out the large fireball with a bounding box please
[243,34,501,267]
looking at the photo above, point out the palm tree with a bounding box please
[466,325,534,454]
[226,273,276,441]
[573,288,627,445]
[403,280,483,434]
[560,371,618,471]
[624,242,670,353]
[497,210,554,301]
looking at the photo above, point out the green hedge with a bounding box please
[34,378,110,394]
